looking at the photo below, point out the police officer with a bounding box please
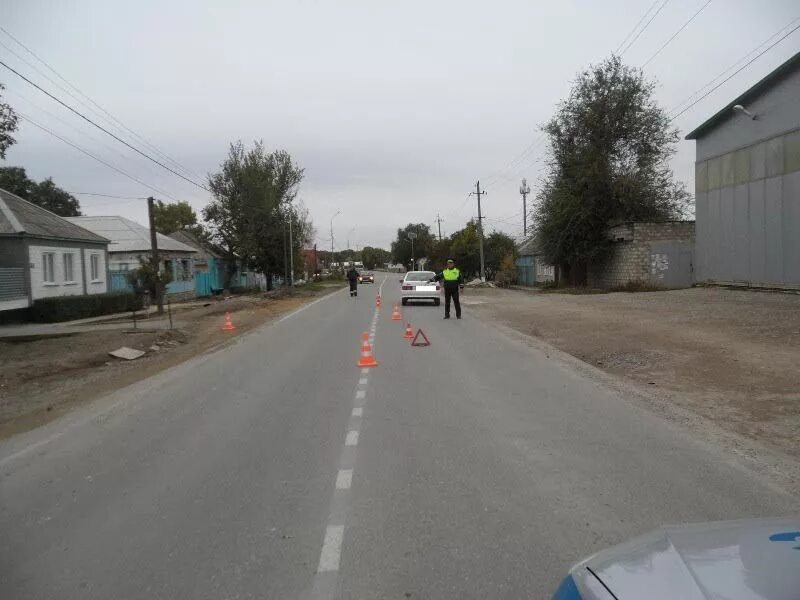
[431,258,464,319]
[346,266,359,297]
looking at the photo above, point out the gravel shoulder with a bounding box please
[465,286,800,472]
[0,284,345,439]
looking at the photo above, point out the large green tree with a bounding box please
[0,83,18,159]
[0,167,81,216]
[204,140,306,289]
[484,231,517,280]
[390,223,435,269]
[534,56,689,284]
[153,200,198,234]
[448,220,481,278]
[361,246,391,270]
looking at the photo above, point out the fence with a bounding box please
[515,256,535,286]
[110,271,132,292]
[0,267,27,300]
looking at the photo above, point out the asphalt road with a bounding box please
[1,276,798,599]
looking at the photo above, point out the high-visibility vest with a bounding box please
[443,267,460,281]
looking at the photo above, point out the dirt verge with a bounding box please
[465,287,800,461]
[0,284,344,439]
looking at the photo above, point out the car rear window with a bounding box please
[406,272,436,282]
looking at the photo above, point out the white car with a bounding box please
[400,271,441,306]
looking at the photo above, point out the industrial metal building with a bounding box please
[686,51,800,289]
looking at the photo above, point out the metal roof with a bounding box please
[167,229,220,257]
[0,187,108,243]
[685,51,800,140]
[65,216,197,253]
[517,236,541,256]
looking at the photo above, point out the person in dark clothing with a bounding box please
[346,267,360,297]
[430,258,464,319]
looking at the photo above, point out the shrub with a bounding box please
[29,291,143,323]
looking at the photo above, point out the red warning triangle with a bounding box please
[411,328,430,347]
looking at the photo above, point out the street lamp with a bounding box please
[406,231,418,270]
[733,104,758,120]
[330,210,341,268]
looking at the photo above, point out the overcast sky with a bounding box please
[2,0,798,250]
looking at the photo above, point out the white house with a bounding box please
[0,188,110,312]
[66,215,199,300]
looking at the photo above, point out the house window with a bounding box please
[63,253,75,283]
[90,254,101,281]
[42,252,56,283]
[181,259,191,280]
[163,259,174,277]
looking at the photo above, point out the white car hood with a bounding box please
[570,517,800,600]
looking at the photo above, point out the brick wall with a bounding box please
[588,222,695,289]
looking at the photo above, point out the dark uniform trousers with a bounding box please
[444,285,461,318]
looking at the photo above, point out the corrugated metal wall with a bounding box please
[695,129,800,288]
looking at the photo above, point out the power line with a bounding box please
[482,132,548,189]
[17,111,178,200]
[620,0,671,56]
[0,26,203,182]
[0,59,209,192]
[641,0,712,68]
[668,17,800,115]
[615,0,661,54]
[670,22,800,121]
[3,86,158,170]
[71,192,148,200]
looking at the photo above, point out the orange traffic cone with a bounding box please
[361,331,372,353]
[404,322,414,339]
[376,295,382,308]
[357,335,378,367]
[222,312,236,331]
[391,305,402,321]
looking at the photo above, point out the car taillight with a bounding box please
[402,285,413,290]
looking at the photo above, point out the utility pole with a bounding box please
[314,243,318,274]
[288,210,294,287]
[520,178,531,237]
[282,221,288,287]
[470,181,487,281]
[330,210,340,269]
[146,196,164,314]
[407,232,417,271]
[435,213,444,241]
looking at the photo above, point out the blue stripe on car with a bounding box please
[553,575,583,600]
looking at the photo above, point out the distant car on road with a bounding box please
[359,272,374,284]
[400,271,440,306]
[553,516,800,600]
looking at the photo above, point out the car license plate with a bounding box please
[416,285,436,291]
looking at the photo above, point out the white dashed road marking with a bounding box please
[310,274,387,599]
[317,525,345,572]
[336,469,353,489]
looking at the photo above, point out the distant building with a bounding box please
[168,230,262,292]
[686,51,800,289]
[515,237,554,287]
[587,222,695,289]
[66,216,198,301]
[0,188,109,312]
